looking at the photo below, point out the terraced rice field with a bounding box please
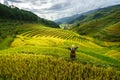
[0,24,120,80]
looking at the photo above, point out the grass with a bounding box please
[79,50,120,68]
[0,44,120,70]
[0,54,120,80]
[0,20,120,79]
[0,36,13,50]
[106,50,120,60]
[70,9,120,42]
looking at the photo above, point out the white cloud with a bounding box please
[0,0,4,4]
[2,0,120,20]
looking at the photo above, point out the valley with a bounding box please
[0,3,120,80]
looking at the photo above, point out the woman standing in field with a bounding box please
[68,45,78,60]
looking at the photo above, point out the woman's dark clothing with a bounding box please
[68,47,78,59]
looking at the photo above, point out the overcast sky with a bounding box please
[0,0,120,20]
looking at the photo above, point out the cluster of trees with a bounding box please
[0,3,38,22]
[0,3,59,28]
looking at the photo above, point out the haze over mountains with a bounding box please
[1,0,120,20]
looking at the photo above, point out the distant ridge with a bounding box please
[56,4,120,42]
[54,8,98,24]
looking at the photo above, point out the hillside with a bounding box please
[54,9,98,24]
[0,3,59,50]
[68,4,120,42]
[0,3,120,80]
[0,3,59,28]
[54,14,80,24]
[0,22,120,79]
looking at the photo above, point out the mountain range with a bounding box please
[55,4,120,42]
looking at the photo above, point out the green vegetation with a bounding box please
[0,20,119,79]
[59,4,120,59]
[0,3,59,28]
[0,54,120,80]
[59,4,120,42]
[0,3,59,50]
[0,21,120,70]
[0,4,38,22]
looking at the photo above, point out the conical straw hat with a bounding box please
[72,44,75,48]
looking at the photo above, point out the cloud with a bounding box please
[6,0,23,3]
[1,0,120,20]
[0,0,4,4]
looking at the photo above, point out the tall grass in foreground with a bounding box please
[0,54,120,80]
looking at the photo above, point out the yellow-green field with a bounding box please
[0,54,120,80]
[0,23,120,80]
